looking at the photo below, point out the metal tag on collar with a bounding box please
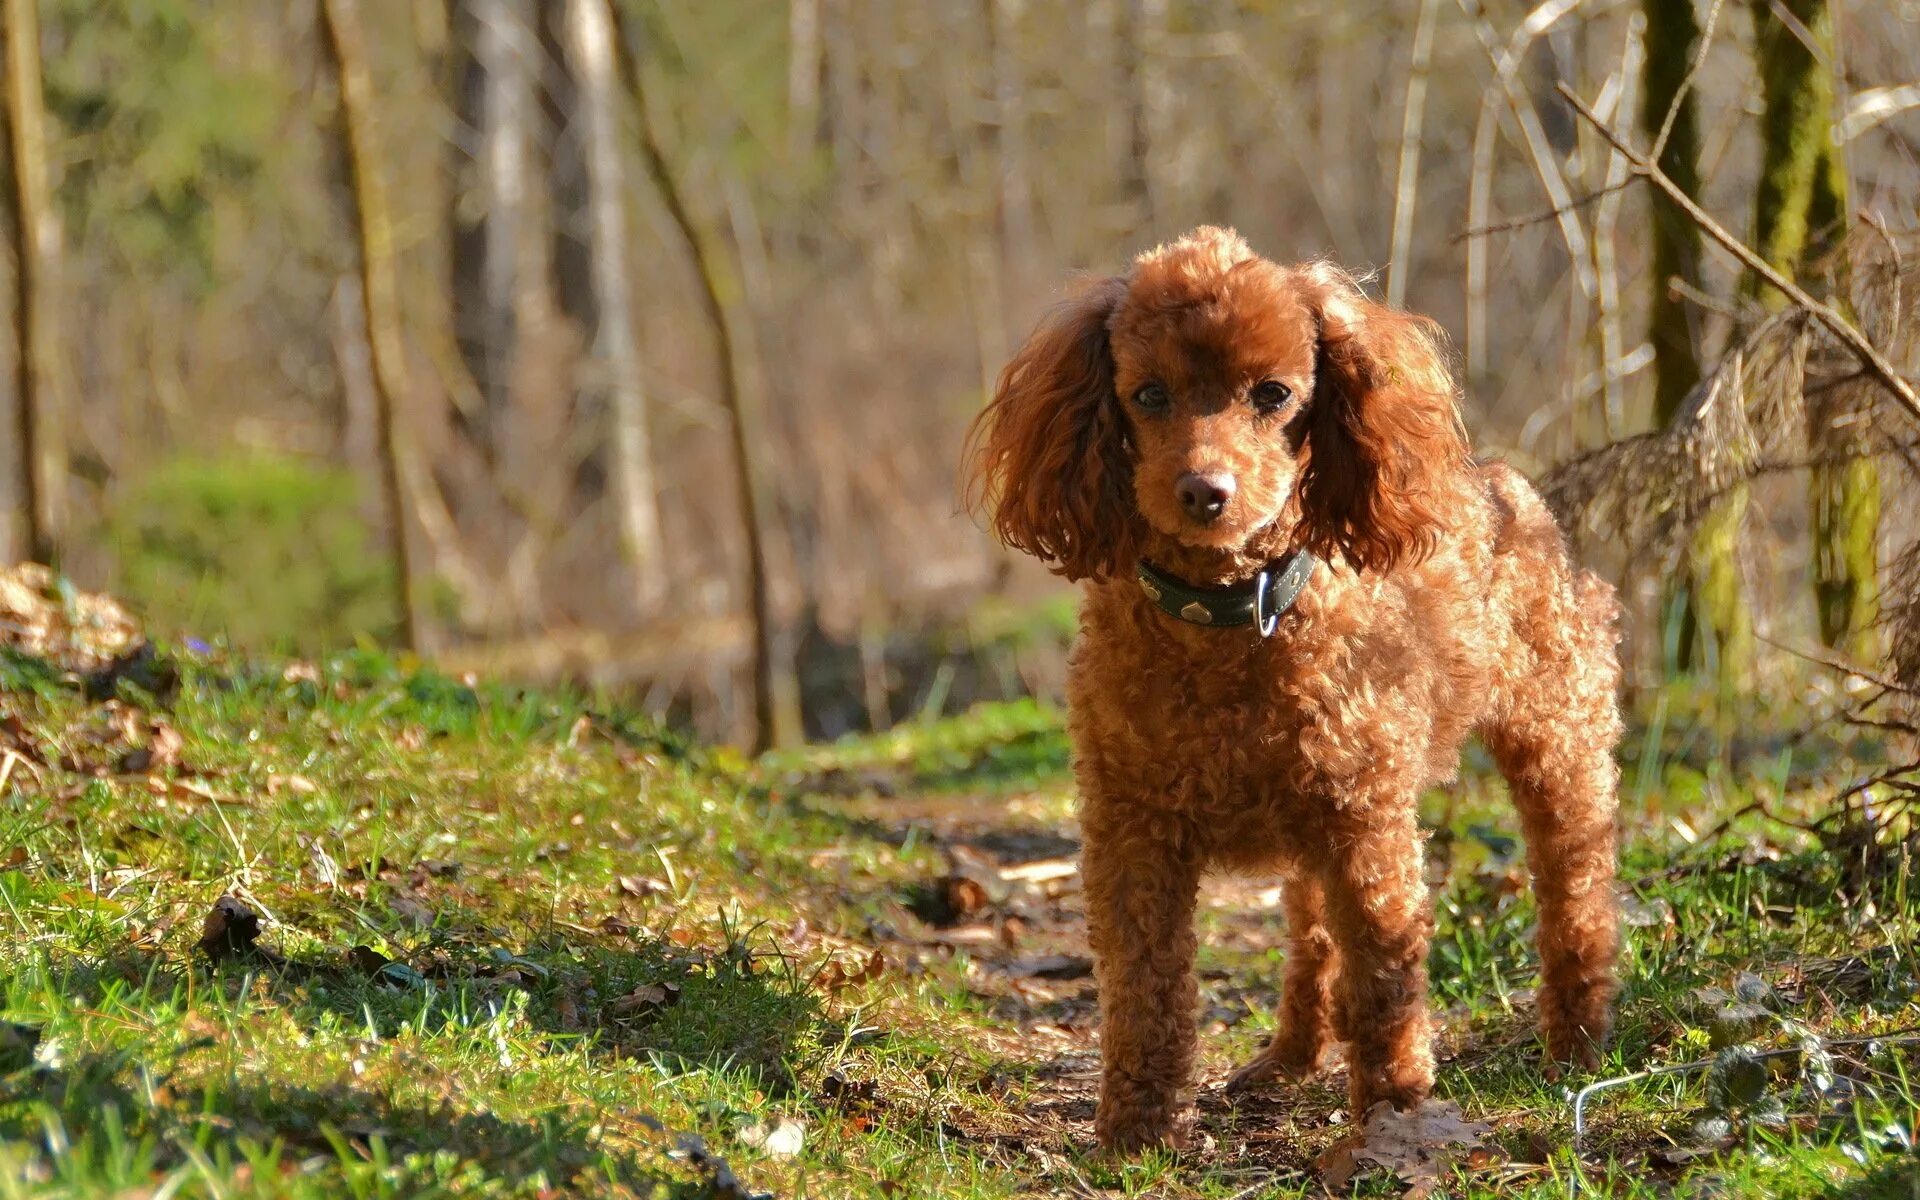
[1253,566,1280,637]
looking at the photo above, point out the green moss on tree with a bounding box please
[1748,0,1875,658]
[1639,0,1753,688]
[1748,0,1847,296]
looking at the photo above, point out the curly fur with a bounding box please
[966,228,1623,1152]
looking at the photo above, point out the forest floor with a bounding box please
[0,578,1916,1197]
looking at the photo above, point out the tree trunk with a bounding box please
[3,0,63,565]
[1638,0,1747,689]
[1747,0,1873,658]
[563,0,665,612]
[1637,0,1705,427]
[787,0,824,162]
[1385,0,1439,310]
[1749,0,1848,288]
[447,0,534,449]
[611,11,794,753]
[321,0,422,652]
[541,0,595,333]
[1111,0,1158,234]
[983,0,1033,274]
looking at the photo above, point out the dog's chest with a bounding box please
[1070,613,1339,804]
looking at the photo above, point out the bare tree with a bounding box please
[1747,0,1874,658]
[611,9,791,753]
[1111,0,1161,235]
[1385,0,1440,309]
[321,0,421,652]
[563,0,665,611]
[788,0,824,162]
[448,0,536,446]
[1637,0,1743,684]
[3,0,63,564]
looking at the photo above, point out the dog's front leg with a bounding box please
[1083,805,1202,1152]
[1320,803,1435,1115]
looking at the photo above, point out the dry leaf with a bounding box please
[818,949,887,993]
[199,896,270,963]
[910,875,991,927]
[611,981,682,1017]
[618,875,668,900]
[268,773,318,796]
[1320,1099,1494,1191]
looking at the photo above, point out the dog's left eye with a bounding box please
[1133,383,1171,411]
[1251,380,1293,412]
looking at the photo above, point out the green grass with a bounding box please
[0,642,1915,1197]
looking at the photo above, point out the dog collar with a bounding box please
[1134,551,1318,637]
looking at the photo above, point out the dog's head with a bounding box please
[966,227,1468,580]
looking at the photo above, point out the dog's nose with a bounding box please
[1175,472,1235,521]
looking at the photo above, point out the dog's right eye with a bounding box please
[1132,383,1171,411]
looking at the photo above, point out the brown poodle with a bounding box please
[966,227,1622,1151]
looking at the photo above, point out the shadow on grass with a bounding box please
[0,1051,734,1195]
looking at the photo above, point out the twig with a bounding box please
[1757,633,1920,698]
[1453,181,1633,243]
[1459,0,1625,378]
[1386,0,1440,308]
[1648,0,1725,163]
[1557,82,1920,428]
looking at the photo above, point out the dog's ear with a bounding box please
[964,276,1134,582]
[1294,263,1470,573]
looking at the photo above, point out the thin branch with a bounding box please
[1386,0,1440,308]
[1557,82,1920,428]
[1757,633,1920,698]
[1451,180,1632,243]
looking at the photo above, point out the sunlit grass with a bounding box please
[0,644,1912,1197]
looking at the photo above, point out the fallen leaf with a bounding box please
[618,875,668,900]
[268,773,318,796]
[388,892,435,928]
[611,981,682,1017]
[118,720,185,774]
[908,875,991,927]
[1320,1099,1494,1190]
[818,950,887,993]
[199,896,267,963]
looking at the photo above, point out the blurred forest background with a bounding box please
[2,0,1919,748]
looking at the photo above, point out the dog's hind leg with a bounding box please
[1483,569,1623,1069]
[1226,871,1340,1094]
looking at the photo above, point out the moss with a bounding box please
[1747,0,1846,298]
[1687,495,1754,701]
[1813,454,1880,659]
[1747,0,1877,657]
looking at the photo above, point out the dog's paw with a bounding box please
[1094,1111,1190,1155]
[1094,1090,1192,1154]
[1224,1043,1319,1097]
